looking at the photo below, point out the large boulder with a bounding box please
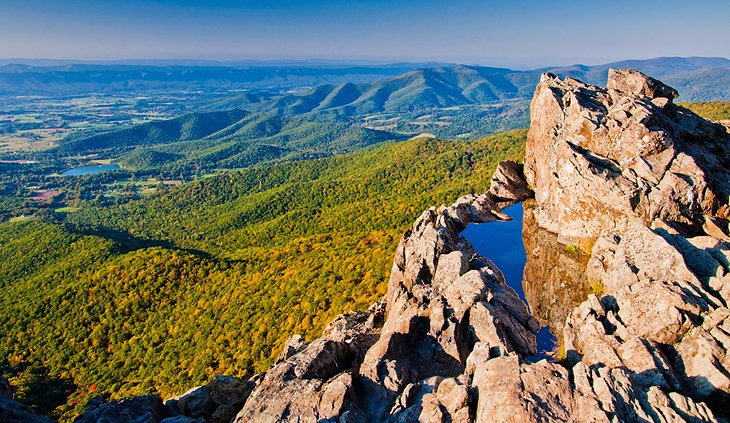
[524,70,730,243]
[165,375,256,423]
[0,396,53,423]
[74,394,164,423]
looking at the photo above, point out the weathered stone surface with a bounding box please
[275,334,307,364]
[533,71,730,420]
[165,375,255,423]
[233,299,383,422]
[489,160,534,203]
[356,185,539,421]
[74,394,164,423]
[524,70,730,242]
[606,68,679,101]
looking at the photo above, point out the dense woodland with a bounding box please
[0,130,525,420]
[679,101,730,121]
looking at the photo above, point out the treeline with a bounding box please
[678,101,730,121]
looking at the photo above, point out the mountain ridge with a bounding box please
[256,57,730,115]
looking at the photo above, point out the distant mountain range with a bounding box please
[1,57,728,101]
[57,109,401,172]
[49,56,730,173]
[250,57,730,115]
[0,63,430,96]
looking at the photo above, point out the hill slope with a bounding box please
[0,131,526,420]
[58,109,250,154]
[56,110,401,172]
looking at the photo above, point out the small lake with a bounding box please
[461,202,557,361]
[61,164,120,176]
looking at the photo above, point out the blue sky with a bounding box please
[1,0,728,67]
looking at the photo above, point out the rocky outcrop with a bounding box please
[74,395,165,423]
[165,375,256,423]
[528,70,730,418]
[0,376,53,423]
[0,396,54,423]
[524,69,730,244]
[75,70,730,422]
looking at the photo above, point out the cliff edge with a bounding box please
[64,70,730,423]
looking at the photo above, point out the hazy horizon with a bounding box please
[2,0,729,69]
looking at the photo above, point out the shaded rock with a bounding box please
[0,376,12,398]
[233,300,382,422]
[0,395,53,423]
[74,394,164,423]
[165,375,255,423]
[488,160,533,203]
[521,199,593,343]
[275,334,307,364]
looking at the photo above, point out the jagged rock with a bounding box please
[233,300,383,422]
[524,69,730,242]
[165,375,255,423]
[606,68,679,101]
[488,160,534,203]
[275,334,307,364]
[74,394,164,423]
[356,186,539,420]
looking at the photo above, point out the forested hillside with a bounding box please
[55,111,401,174]
[679,101,730,121]
[0,130,525,421]
[58,109,249,155]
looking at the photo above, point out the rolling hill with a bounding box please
[55,109,402,173]
[58,109,250,154]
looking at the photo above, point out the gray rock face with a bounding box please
[165,375,256,423]
[531,70,730,419]
[74,394,164,423]
[74,70,730,422]
[488,160,534,203]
